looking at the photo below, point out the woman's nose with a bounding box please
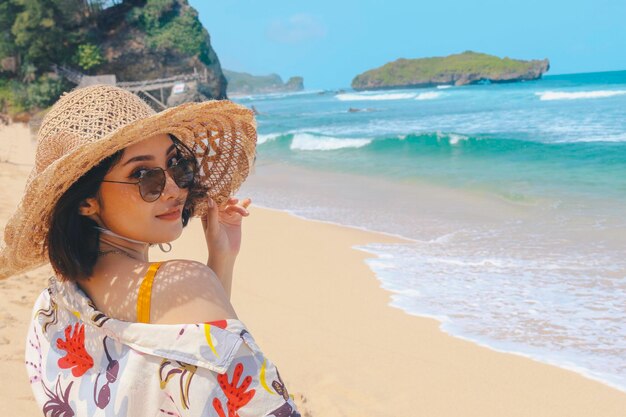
[161,170,184,198]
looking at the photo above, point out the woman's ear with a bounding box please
[78,198,99,217]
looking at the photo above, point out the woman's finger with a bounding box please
[204,198,219,233]
[219,203,248,216]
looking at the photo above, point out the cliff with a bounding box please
[96,0,227,99]
[224,70,304,95]
[0,0,227,116]
[351,51,550,91]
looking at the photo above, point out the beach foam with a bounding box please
[536,90,626,101]
[335,92,418,101]
[436,131,469,144]
[360,236,626,393]
[257,133,282,144]
[416,92,441,100]
[552,133,626,143]
[290,133,372,150]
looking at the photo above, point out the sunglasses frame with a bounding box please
[101,157,196,202]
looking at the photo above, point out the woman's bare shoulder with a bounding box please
[148,259,238,325]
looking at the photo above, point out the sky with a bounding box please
[190,0,626,90]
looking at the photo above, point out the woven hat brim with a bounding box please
[0,99,257,280]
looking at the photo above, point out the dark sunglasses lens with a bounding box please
[96,383,111,408]
[139,169,165,202]
[171,159,195,188]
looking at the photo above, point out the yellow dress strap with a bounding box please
[137,261,163,324]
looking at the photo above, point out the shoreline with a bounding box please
[2,123,626,416]
[217,206,626,416]
[237,157,626,395]
[244,203,626,395]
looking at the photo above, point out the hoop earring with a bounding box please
[158,242,172,252]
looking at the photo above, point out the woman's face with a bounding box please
[86,133,190,244]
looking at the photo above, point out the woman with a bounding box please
[0,85,300,416]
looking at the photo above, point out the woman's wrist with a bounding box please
[207,256,236,270]
[207,249,237,265]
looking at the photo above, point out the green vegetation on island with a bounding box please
[224,69,304,95]
[352,51,550,91]
[0,0,226,119]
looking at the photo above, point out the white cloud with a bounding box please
[266,13,327,44]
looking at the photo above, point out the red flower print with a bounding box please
[206,319,227,329]
[56,322,94,377]
[213,362,255,417]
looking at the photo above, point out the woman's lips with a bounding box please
[156,209,181,220]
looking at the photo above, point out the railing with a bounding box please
[117,72,205,91]
[52,64,209,109]
[51,64,84,85]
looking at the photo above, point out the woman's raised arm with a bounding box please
[202,196,252,298]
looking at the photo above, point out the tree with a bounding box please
[0,0,20,59]
[11,0,92,74]
[12,0,68,69]
[75,43,104,71]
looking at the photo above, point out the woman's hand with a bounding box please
[201,196,251,261]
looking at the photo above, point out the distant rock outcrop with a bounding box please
[284,76,304,91]
[352,51,550,91]
[224,70,304,95]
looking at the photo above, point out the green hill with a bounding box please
[352,51,550,90]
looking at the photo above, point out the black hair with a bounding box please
[47,134,209,282]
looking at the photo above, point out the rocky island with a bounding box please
[351,51,550,90]
[224,70,304,95]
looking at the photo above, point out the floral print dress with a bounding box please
[25,274,300,417]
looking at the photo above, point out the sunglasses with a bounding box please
[101,158,195,202]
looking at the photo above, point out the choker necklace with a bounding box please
[94,226,172,252]
[98,235,144,260]
[97,249,140,260]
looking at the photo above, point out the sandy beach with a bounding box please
[1,123,626,417]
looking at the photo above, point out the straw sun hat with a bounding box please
[0,84,257,280]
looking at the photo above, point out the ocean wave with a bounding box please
[416,92,441,100]
[257,133,282,145]
[436,131,469,144]
[232,89,326,101]
[436,85,453,89]
[259,131,514,155]
[536,90,626,101]
[256,132,626,168]
[258,132,537,153]
[290,133,372,151]
[552,133,626,143]
[335,92,418,101]
[449,134,469,145]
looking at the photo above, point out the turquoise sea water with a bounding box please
[234,70,626,392]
